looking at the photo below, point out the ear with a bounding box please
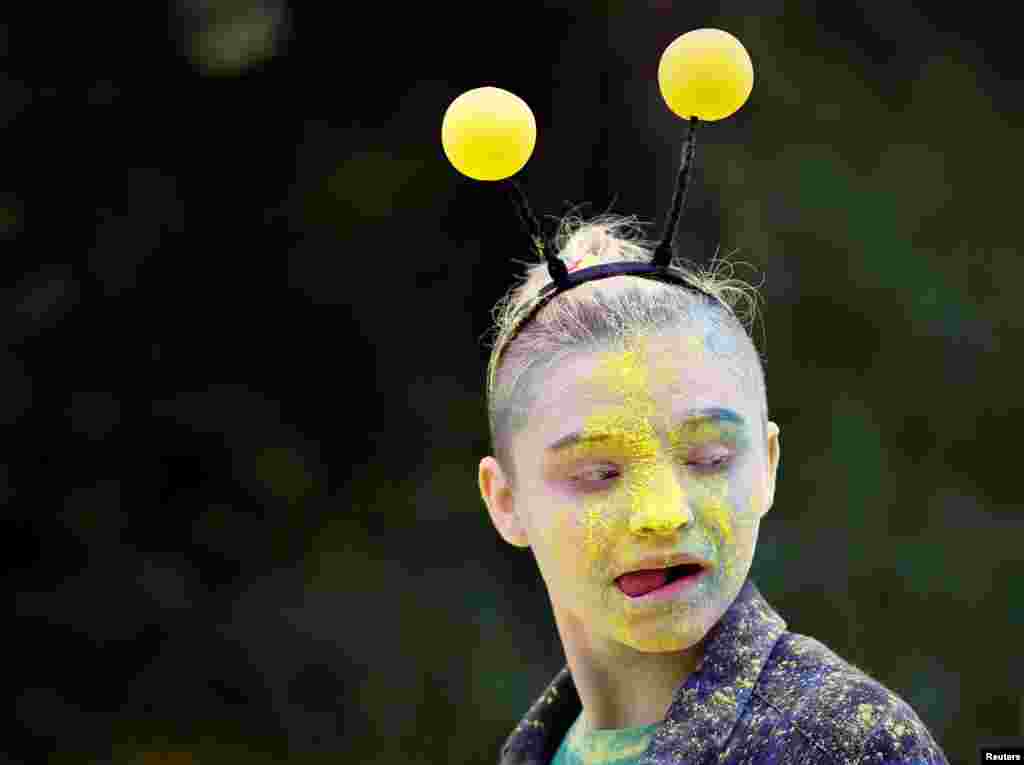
[763,421,781,515]
[479,456,530,548]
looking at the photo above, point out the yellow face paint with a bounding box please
[528,327,766,654]
[577,332,689,540]
[698,482,736,582]
[669,416,738,583]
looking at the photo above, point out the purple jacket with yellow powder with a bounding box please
[498,578,950,765]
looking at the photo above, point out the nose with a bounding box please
[627,463,693,535]
[629,506,691,535]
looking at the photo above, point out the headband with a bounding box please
[440,28,755,380]
[502,115,709,345]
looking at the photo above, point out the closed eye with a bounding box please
[571,455,732,484]
[572,466,619,483]
[692,454,732,472]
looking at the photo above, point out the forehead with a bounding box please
[527,329,749,443]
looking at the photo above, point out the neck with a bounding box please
[552,603,705,731]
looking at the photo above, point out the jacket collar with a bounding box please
[498,577,788,765]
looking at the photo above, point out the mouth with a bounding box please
[615,563,707,601]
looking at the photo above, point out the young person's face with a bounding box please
[489,327,780,653]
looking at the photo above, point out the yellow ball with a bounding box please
[441,86,536,181]
[658,28,754,121]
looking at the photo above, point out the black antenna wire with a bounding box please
[653,115,700,267]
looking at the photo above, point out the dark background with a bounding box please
[5,1,1021,763]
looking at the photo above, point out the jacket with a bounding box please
[498,577,949,765]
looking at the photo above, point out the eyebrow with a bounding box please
[545,407,746,453]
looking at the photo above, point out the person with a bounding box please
[443,29,951,765]
[476,211,950,764]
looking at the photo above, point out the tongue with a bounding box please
[616,569,669,597]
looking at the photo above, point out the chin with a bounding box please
[611,622,707,653]
[630,637,695,653]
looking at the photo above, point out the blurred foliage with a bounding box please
[178,0,289,76]
[4,2,1021,764]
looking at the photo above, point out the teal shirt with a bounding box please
[550,710,661,765]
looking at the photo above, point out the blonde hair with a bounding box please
[483,212,768,488]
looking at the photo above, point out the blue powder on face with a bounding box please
[705,328,736,355]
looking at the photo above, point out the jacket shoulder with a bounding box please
[750,631,948,765]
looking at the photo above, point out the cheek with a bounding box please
[544,491,622,585]
[697,481,734,550]
[544,501,596,580]
[696,473,760,582]
[577,496,621,579]
[748,460,768,519]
